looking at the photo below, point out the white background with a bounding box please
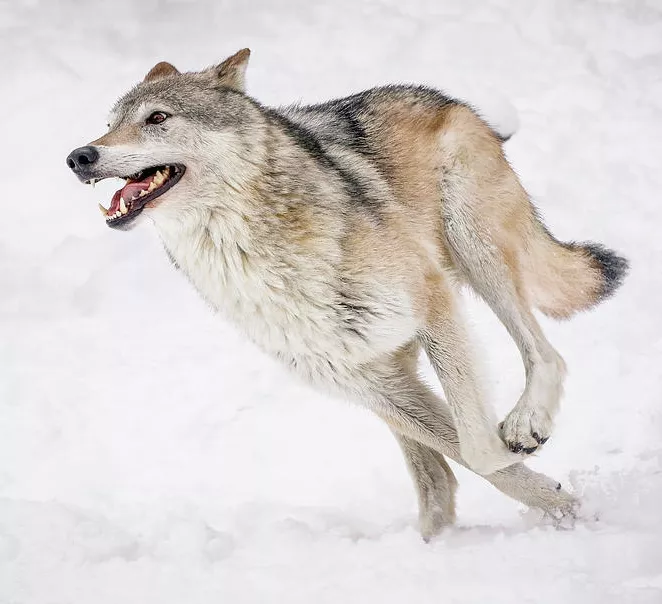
[1,0,661,602]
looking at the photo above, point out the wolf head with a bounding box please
[66,49,260,229]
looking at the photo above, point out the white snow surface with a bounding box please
[2,0,662,602]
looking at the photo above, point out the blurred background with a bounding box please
[1,1,661,602]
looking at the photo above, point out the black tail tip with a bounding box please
[583,243,629,300]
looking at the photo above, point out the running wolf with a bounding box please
[66,49,627,538]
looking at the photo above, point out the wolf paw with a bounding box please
[419,504,454,543]
[499,406,553,455]
[543,486,581,529]
[524,487,581,530]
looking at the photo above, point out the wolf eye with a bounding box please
[146,111,168,125]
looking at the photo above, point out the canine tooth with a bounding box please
[119,197,128,214]
[147,181,157,192]
[98,203,108,215]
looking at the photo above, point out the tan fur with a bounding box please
[67,53,628,538]
[330,101,615,464]
[522,230,604,318]
[433,104,606,318]
[143,61,180,83]
[91,125,141,147]
[214,48,251,91]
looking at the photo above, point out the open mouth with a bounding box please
[96,164,185,228]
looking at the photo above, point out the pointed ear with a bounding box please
[143,61,180,83]
[213,48,251,92]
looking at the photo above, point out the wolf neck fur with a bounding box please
[150,175,353,374]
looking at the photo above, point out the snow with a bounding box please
[1,0,661,602]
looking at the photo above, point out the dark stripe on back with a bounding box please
[264,107,384,221]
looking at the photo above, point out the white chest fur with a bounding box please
[153,206,417,385]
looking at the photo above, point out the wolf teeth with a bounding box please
[139,190,147,197]
[152,171,165,186]
[120,197,128,214]
[147,181,157,193]
[98,203,108,215]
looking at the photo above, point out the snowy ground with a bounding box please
[2,0,662,602]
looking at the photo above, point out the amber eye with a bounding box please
[146,111,168,125]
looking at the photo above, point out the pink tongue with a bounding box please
[122,180,151,200]
[110,176,154,212]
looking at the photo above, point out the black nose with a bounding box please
[66,146,99,172]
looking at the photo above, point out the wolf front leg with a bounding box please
[418,286,520,475]
[393,432,458,541]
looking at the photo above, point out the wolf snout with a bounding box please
[66,145,99,178]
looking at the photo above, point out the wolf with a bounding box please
[66,49,627,539]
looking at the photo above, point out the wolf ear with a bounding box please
[143,61,180,83]
[212,48,251,92]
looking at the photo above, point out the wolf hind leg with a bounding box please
[418,281,520,475]
[437,104,566,454]
[444,221,566,454]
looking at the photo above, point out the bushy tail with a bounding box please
[523,223,629,320]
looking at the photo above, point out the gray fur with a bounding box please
[65,52,604,539]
